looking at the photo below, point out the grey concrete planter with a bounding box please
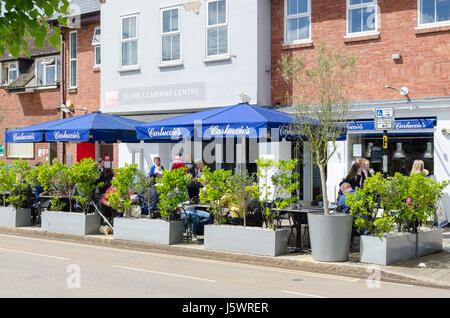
[0,206,31,227]
[416,228,443,257]
[113,218,184,245]
[308,213,353,262]
[359,233,416,265]
[204,225,289,257]
[41,211,100,235]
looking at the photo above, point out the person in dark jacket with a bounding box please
[339,162,362,191]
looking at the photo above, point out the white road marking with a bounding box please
[113,265,217,283]
[280,290,327,298]
[0,233,359,282]
[364,279,414,288]
[0,247,71,261]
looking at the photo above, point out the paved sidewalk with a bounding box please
[1,225,449,289]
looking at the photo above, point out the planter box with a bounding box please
[359,233,416,265]
[308,213,353,262]
[41,211,100,235]
[0,206,31,227]
[113,218,184,245]
[204,225,289,257]
[417,228,443,257]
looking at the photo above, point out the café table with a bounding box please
[275,206,325,252]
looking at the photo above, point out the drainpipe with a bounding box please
[61,30,66,164]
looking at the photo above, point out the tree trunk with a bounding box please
[319,164,329,215]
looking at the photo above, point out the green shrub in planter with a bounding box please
[70,158,103,214]
[246,158,299,229]
[199,167,233,224]
[0,160,31,209]
[37,160,74,211]
[156,166,191,221]
[346,173,396,237]
[106,163,138,217]
[133,170,157,217]
[0,161,13,207]
[227,170,255,227]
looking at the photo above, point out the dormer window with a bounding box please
[1,62,19,85]
[36,57,61,86]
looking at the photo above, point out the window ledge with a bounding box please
[118,65,141,72]
[93,66,101,72]
[344,32,380,43]
[282,40,313,50]
[35,85,58,91]
[158,60,183,68]
[68,87,77,93]
[203,54,231,63]
[415,24,450,35]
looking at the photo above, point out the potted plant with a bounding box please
[347,173,448,265]
[113,165,189,245]
[279,41,357,262]
[203,159,298,257]
[40,159,102,235]
[0,160,32,227]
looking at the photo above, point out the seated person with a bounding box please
[187,165,203,202]
[336,182,355,213]
[222,194,242,224]
[101,182,134,218]
[177,205,211,241]
[138,175,160,218]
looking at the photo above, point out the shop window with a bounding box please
[419,0,450,26]
[6,128,34,159]
[346,0,377,35]
[362,134,434,176]
[207,0,228,57]
[161,7,181,63]
[285,0,311,43]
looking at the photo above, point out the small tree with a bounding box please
[199,167,233,225]
[36,160,70,211]
[279,41,357,215]
[106,164,138,218]
[133,170,157,216]
[246,158,299,229]
[0,161,14,207]
[70,158,102,214]
[228,170,255,227]
[156,166,191,221]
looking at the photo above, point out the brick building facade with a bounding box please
[0,0,106,167]
[271,0,450,204]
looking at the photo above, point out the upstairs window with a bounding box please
[36,57,61,86]
[347,0,377,35]
[92,27,101,67]
[121,14,139,67]
[207,0,228,57]
[69,31,77,88]
[161,7,181,62]
[1,62,19,85]
[419,0,450,26]
[285,0,311,43]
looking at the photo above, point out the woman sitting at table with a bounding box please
[101,180,135,218]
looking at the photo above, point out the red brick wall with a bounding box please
[0,20,104,166]
[271,0,450,105]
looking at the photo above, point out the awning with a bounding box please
[345,117,437,131]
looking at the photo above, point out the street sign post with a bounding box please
[374,108,395,176]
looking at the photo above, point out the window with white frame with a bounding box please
[8,62,18,82]
[36,57,61,86]
[92,27,101,67]
[347,0,377,35]
[6,128,34,159]
[419,0,450,26]
[285,0,311,43]
[121,14,139,67]
[207,0,228,57]
[69,31,77,88]
[161,7,181,63]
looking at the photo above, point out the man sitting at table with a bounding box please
[336,182,355,213]
[177,205,211,242]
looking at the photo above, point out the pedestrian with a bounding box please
[170,154,185,171]
[149,155,164,179]
[361,158,372,186]
[339,162,362,192]
[410,160,424,176]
